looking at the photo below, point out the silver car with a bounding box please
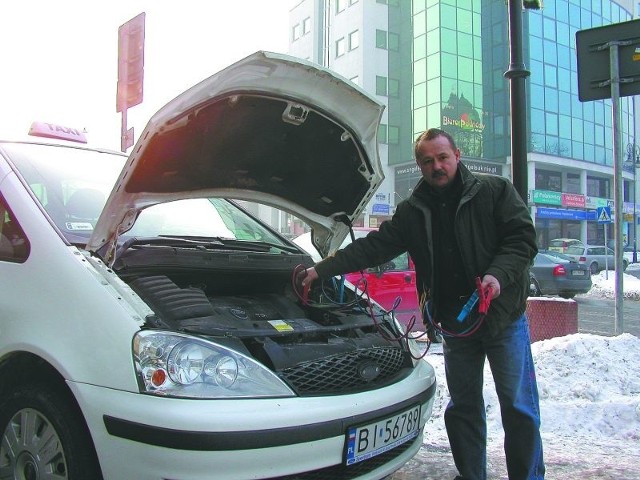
[565,244,629,274]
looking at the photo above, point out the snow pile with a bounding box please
[534,333,640,442]
[585,268,640,301]
[424,333,640,440]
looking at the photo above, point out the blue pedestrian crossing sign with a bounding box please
[597,206,612,224]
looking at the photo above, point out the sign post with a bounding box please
[116,12,146,152]
[597,206,612,278]
[576,19,640,335]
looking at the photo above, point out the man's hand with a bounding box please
[299,267,319,288]
[482,274,501,299]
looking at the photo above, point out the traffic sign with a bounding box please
[575,19,640,102]
[597,206,612,224]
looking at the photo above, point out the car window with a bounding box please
[390,252,410,270]
[3,143,123,240]
[566,246,584,255]
[0,194,30,263]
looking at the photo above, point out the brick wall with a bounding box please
[526,298,578,342]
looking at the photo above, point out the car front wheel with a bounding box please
[529,277,541,297]
[0,383,102,480]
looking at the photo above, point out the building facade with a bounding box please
[288,0,639,249]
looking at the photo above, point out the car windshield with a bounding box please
[2,142,289,249]
[541,251,574,262]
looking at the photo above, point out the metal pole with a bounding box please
[635,156,637,264]
[608,42,624,335]
[504,0,530,203]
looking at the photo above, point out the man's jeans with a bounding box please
[443,315,545,480]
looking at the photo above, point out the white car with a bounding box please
[0,51,436,480]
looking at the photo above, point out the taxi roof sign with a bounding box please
[29,121,87,144]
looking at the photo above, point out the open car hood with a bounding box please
[88,51,384,263]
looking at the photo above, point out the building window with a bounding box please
[348,30,359,50]
[376,76,388,96]
[389,78,399,97]
[349,0,359,4]
[336,37,346,57]
[302,17,311,35]
[375,29,398,51]
[378,125,399,145]
[349,75,360,86]
[376,29,387,49]
[292,23,302,41]
[336,0,347,13]
[388,126,399,144]
[388,32,399,51]
[535,170,562,192]
[378,124,388,144]
[375,76,399,97]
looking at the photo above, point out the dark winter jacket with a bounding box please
[314,163,538,336]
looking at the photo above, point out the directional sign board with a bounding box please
[597,206,612,224]
[575,19,640,102]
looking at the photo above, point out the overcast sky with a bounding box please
[0,1,292,149]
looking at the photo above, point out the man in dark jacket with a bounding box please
[300,128,544,479]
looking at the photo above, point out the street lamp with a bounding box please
[626,143,640,263]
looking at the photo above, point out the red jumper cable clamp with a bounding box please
[475,277,492,315]
[456,276,494,322]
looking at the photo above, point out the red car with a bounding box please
[295,227,423,332]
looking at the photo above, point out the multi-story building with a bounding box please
[288,0,639,250]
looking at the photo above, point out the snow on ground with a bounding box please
[396,264,640,479]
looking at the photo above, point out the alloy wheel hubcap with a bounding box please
[0,408,68,479]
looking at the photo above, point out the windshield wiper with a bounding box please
[116,235,302,258]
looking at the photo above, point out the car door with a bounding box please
[347,252,420,329]
[590,246,608,270]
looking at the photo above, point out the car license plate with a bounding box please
[345,405,421,465]
[572,270,585,276]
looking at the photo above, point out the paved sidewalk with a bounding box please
[390,438,640,479]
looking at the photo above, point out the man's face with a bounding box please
[415,134,460,190]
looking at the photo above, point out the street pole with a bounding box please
[629,142,639,263]
[504,0,530,203]
[608,42,624,335]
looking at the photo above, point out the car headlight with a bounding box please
[133,331,295,398]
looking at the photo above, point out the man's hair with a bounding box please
[413,128,458,158]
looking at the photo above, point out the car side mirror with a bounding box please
[376,261,396,277]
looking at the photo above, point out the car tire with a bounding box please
[529,277,541,297]
[0,383,103,480]
[589,262,599,275]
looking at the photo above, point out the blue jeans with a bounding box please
[443,315,545,480]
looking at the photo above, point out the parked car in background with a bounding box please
[548,237,584,253]
[0,52,436,480]
[529,251,592,298]
[565,244,628,274]
[623,244,636,264]
[293,227,423,332]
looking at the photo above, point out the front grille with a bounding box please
[280,346,407,395]
[268,435,417,480]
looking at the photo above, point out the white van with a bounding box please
[0,52,436,480]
